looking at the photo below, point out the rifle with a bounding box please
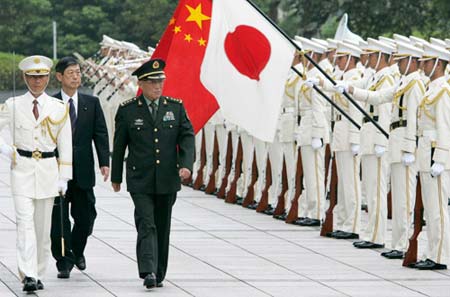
[286,147,303,223]
[320,154,338,236]
[242,151,258,207]
[256,158,272,213]
[205,132,219,194]
[216,131,233,198]
[403,176,423,267]
[273,158,288,216]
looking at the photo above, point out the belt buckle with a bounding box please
[32,149,42,160]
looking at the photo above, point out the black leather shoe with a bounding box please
[263,205,274,215]
[274,212,287,220]
[292,218,308,226]
[247,202,259,210]
[354,241,384,249]
[381,250,404,259]
[199,185,206,191]
[75,256,86,271]
[334,232,359,239]
[57,269,71,279]
[236,197,244,205]
[156,282,163,288]
[326,230,343,238]
[414,259,447,270]
[37,280,44,290]
[353,240,365,246]
[22,277,37,292]
[143,273,157,289]
[298,218,321,227]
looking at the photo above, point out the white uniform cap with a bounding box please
[292,39,302,51]
[359,40,369,51]
[19,55,53,76]
[343,38,359,46]
[409,36,430,49]
[100,34,115,47]
[393,34,410,43]
[445,39,450,50]
[393,41,424,60]
[295,37,327,54]
[379,36,396,47]
[420,43,450,62]
[326,38,338,49]
[311,38,329,49]
[364,38,396,54]
[430,37,446,48]
[335,41,362,58]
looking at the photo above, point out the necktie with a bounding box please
[68,98,77,133]
[150,101,157,121]
[32,100,39,120]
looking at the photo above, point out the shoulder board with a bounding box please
[120,97,137,107]
[164,96,183,104]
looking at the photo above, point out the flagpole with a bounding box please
[290,67,360,130]
[244,0,388,139]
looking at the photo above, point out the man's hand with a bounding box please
[351,143,360,156]
[179,168,191,181]
[311,138,323,150]
[401,153,415,166]
[100,166,110,182]
[304,78,320,88]
[374,145,386,158]
[112,182,121,192]
[431,162,444,178]
[58,179,69,194]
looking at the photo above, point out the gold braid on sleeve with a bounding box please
[42,105,70,144]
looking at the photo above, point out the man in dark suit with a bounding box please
[111,59,195,290]
[50,57,110,278]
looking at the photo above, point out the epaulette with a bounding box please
[164,96,183,104]
[120,97,137,107]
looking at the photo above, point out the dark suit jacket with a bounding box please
[111,95,195,194]
[54,92,110,189]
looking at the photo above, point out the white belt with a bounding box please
[281,107,295,113]
[418,130,437,140]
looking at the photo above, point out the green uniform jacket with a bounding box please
[111,95,195,194]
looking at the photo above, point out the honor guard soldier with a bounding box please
[412,43,450,270]
[0,56,72,292]
[111,59,195,288]
[340,41,425,259]
[309,41,365,239]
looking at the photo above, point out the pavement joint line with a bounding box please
[0,260,25,297]
[77,270,118,297]
[179,198,433,296]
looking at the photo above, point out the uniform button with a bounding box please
[137,127,141,131]
[170,125,173,128]
[156,160,160,164]
[156,149,160,154]
[132,166,136,170]
[155,139,159,143]
[154,128,158,132]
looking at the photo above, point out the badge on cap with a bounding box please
[34,57,41,64]
[152,61,160,69]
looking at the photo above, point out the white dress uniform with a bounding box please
[201,116,216,188]
[0,89,72,281]
[295,57,331,222]
[417,74,450,267]
[352,67,425,252]
[358,65,394,245]
[213,110,229,191]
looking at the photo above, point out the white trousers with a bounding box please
[225,130,240,194]
[215,125,229,190]
[253,139,269,203]
[420,171,450,265]
[361,154,389,244]
[192,131,203,182]
[299,145,326,220]
[13,195,54,281]
[334,151,361,234]
[239,132,255,198]
[390,162,417,252]
[202,122,216,186]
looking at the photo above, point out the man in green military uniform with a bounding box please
[111,58,195,289]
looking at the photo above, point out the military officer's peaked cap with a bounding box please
[419,43,450,62]
[132,59,166,81]
[393,41,423,60]
[335,41,362,58]
[19,55,53,76]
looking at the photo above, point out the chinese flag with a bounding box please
[151,0,218,133]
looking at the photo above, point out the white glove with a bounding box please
[311,137,323,150]
[0,144,14,160]
[401,152,415,166]
[304,78,320,88]
[333,81,349,94]
[351,143,360,156]
[374,145,386,158]
[431,162,445,177]
[58,179,69,194]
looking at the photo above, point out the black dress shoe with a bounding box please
[326,230,343,238]
[57,269,71,279]
[75,256,86,271]
[199,185,206,191]
[353,241,384,249]
[143,273,157,289]
[37,280,44,290]
[334,231,359,239]
[263,205,274,215]
[274,212,287,220]
[156,282,163,287]
[414,259,447,270]
[298,218,321,227]
[381,250,404,259]
[353,240,366,246]
[292,218,308,226]
[247,202,259,210]
[22,277,37,292]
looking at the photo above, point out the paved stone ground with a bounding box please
[0,128,450,296]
